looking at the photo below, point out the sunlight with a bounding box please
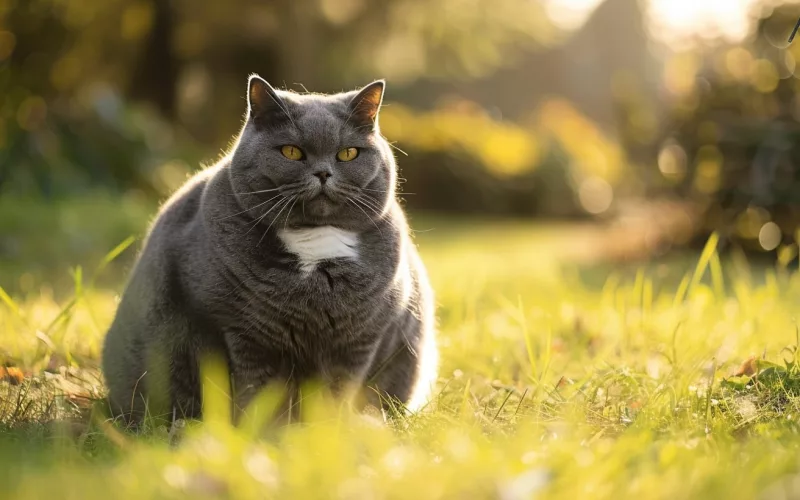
[544,0,606,30]
[545,0,770,44]
[647,0,760,43]
[10,0,800,497]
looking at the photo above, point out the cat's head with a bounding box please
[229,75,396,231]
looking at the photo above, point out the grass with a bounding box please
[3,216,800,499]
[0,192,153,296]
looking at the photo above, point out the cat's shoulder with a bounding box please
[155,161,224,225]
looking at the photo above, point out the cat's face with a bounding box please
[229,76,396,231]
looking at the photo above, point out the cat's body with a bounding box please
[102,77,437,425]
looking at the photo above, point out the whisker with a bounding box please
[387,141,409,157]
[214,193,284,221]
[283,197,300,232]
[354,194,389,214]
[361,187,416,195]
[266,91,299,130]
[350,195,399,231]
[337,183,415,196]
[229,187,282,196]
[352,123,373,131]
[353,195,404,233]
[343,93,364,130]
[347,198,383,237]
[244,196,287,235]
[343,111,356,130]
[258,196,295,246]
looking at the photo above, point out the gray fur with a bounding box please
[102,76,438,426]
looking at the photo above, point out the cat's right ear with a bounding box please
[247,74,284,124]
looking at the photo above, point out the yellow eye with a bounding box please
[280,145,304,161]
[336,147,359,162]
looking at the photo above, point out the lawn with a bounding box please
[3,210,800,499]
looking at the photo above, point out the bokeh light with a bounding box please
[5,1,800,498]
[578,176,614,214]
[759,221,782,250]
[647,0,761,45]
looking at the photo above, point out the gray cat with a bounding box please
[101,76,438,427]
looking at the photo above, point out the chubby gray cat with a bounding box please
[102,76,438,426]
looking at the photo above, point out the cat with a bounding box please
[101,75,438,427]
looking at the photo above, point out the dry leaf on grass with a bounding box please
[734,356,758,377]
[0,367,24,385]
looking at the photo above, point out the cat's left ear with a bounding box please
[348,80,385,130]
[247,74,285,123]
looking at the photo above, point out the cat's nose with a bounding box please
[314,170,331,184]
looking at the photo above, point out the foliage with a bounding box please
[0,193,154,295]
[383,98,626,217]
[1,0,630,219]
[655,5,800,251]
[3,224,800,498]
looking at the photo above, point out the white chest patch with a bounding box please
[277,226,359,273]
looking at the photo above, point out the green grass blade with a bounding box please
[632,268,644,310]
[90,236,136,286]
[70,266,83,298]
[43,297,77,336]
[687,232,719,297]
[673,272,691,308]
[710,252,725,299]
[517,296,537,384]
[0,285,21,317]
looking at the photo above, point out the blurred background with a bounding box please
[2,0,800,294]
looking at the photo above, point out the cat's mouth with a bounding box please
[296,189,342,219]
[309,185,346,204]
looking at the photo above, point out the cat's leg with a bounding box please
[318,343,385,414]
[231,368,270,421]
[169,342,203,422]
[225,334,281,425]
[365,344,417,413]
[104,357,149,430]
[165,343,203,446]
[367,324,439,415]
[103,321,152,430]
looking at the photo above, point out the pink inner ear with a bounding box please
[249,79,268,113]
[361,87,382,107]
[353,84,384,123]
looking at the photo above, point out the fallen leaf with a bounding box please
[0,367,24,385]
[51,374,92,399]
[734,356,757,377]
[45,352,70,373]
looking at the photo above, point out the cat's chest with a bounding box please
[277,226,359,273]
